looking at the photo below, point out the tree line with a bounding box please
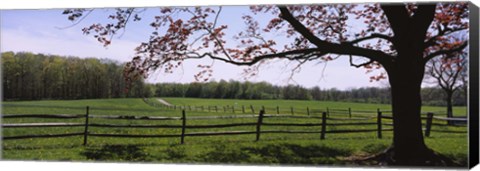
[152,80,467,106]
[2,51,466,106]
[2,52,150,100]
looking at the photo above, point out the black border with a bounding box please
[469,1,479,169]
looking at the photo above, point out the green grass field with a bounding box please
[160,97,467,116]
[1,98,468,166]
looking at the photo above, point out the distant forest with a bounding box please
[152,81,466,106]
[2,52,150,100]
[2,52,466,106]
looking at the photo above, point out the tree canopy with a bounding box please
[63,2,470,166]
[63,3,468,83]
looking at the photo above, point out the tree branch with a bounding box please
[380,4,410,44]
[287,58,309,83]
[349,55,374,68]
[349,33,393,45]
[412,4,437,41]
[430,59,449,90]
[56,9,94,30]
[182,48,327,66]
[206,15,233,60]
[423,41,468,63]
[424,27,468,48]
[116,8,135,39]
[277,6,394,68]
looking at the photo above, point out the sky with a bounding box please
[0,3,393,90]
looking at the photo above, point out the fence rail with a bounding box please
[2,114,85,119]
[2,132,84,140]
[89,123,183,128]
[90,115,182,120]
[2,122,85,128]
[2,105,468,145]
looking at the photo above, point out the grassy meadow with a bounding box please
[1,98,468,166]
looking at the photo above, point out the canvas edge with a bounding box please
[468,1,479,169]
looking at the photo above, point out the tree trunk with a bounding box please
[387,56,431,165]
[446,90,454,125]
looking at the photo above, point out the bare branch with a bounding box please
[287,59,309,83]
[213,6,222,28]
[182,48,326,66]
[56,9,94,30]
[116,8,135,39]
[430,59,449,89]
[349,33,393,45]
[187,7,232,61]
[191,32,210,46]
[349,55,374,68]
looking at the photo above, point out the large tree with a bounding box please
[426,49,467,124]
[63,2,469,165]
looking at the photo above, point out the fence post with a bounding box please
[181,110,187,144]
[215,106,218,112]
[83,106,90,146]
[326,107,330,118]
[320,112,327,140]
[277,106,280,114]
[425,112,433,137]
[377,111,382,139]
[348,108,352,118]
[242,105,245,113]
[232,106,235,113]
[250,105,255,113]
[256,109,265,141]
[307,107,310,116]
[291,107,294,115]
[223,106,227,113]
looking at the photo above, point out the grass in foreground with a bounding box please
[1,98,468,167]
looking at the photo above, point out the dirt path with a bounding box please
[156,98,173,106]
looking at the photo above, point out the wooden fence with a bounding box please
[2,106,467,145]
[144,98,329,115]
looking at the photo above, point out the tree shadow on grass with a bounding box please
[199,143,353,165]
[81,144,153,162]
